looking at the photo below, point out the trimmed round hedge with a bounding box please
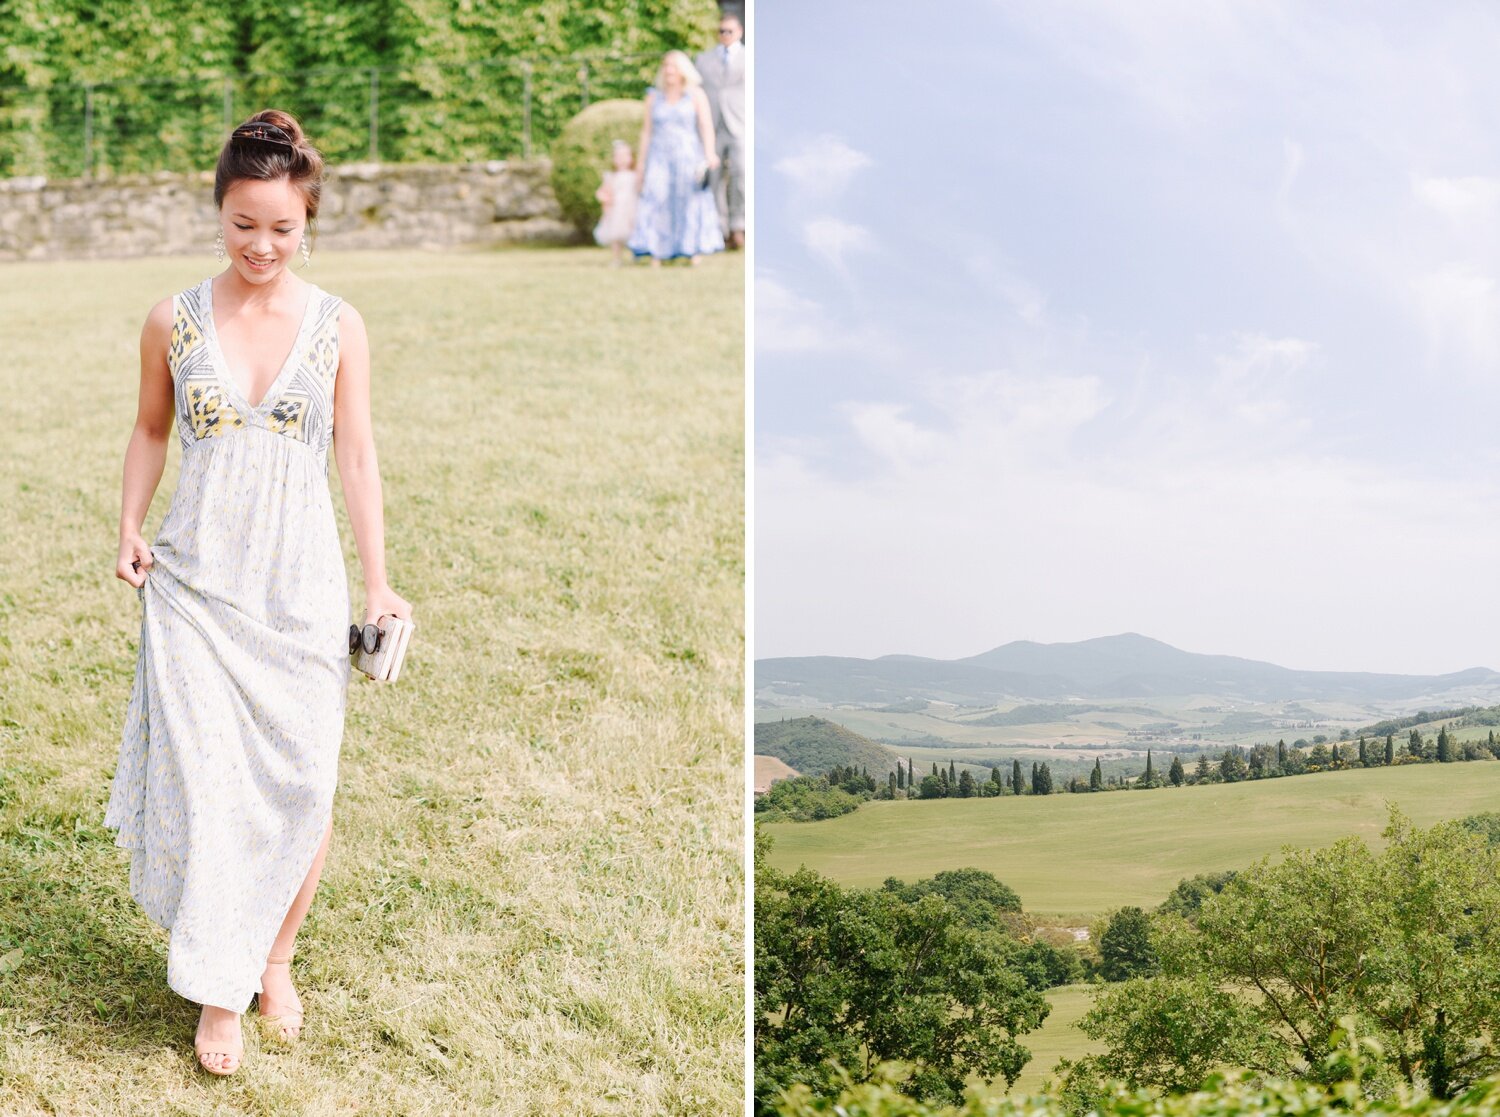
[549,98,647,236]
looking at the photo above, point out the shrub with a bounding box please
[549,98,646,234]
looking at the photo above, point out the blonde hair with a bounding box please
[656,50,703,91]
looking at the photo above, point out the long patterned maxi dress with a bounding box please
[105,276,350,1012]
[627,87,725,260]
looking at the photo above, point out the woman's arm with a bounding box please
[635,91,655,189]
[116,297,176,588]
[694,88,720,170]
[331,302,411,624]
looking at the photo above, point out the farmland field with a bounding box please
[760,761,1500,922]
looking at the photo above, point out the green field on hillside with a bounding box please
[1006,984,1098,1096]
[760,762,1500,921]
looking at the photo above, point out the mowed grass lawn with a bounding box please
[762,762,1500,921]
[0,248,743,1114]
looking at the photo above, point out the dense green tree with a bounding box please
[918,774,945,800]
[1090,759,1103,792]
[1358,736,1368,766]
[1076,812,1500,1097]
[1276,739,1287,766]
[1490,730,1499,759]
[1098,906,1158,982]
[957,769,976,798]
[1156,870,1238,921]
[1437,726,1454,763]
[896,762,905,790]
[1459,812,1500,847]
[989,766,1003,795]
[1219,750,1248,783]
[881,867,1023,929]
[754,775,867,822]
[1142,750,1155,787]
[1168,755,1185,787]
[1386,733,1396,765]
[1012,759,1024,795]
[1408,729,1424,759]
[756,837,1050,1110]
[1034,763,1053,795]
[1307,742,1333,769]
[1193,755,1212,783]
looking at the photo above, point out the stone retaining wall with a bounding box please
[0,159,576,261]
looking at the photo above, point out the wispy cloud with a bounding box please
[801,217,875,274]
[773,136,874,199]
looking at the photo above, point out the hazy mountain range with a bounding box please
[756,634,1500,707]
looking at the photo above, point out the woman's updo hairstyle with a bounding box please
[213,108,325,225]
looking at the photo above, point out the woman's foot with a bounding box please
[256,955,305,1043]
[194,1005,243,1075]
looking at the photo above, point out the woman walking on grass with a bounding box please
[627,49,725,265]
[108,108,411,1075]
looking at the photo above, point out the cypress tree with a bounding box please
[1332,742,1341,766]
[948,760,957,785]
[1358,736,1368,766]
[1386,734,1395,765]
[888,771,896,795]
[1437,726,1453,763]
[1408,729,1423,759]
[1090,758,1103,791]
[1168,754,1185,786]
[1276,739,1287,767]
[1031,761,1040,794]
[1143,749,1155,787]
[896,762,905,790]
[1037,762,1053,795]
[1012,759,1024,795]
[989,766,1003,793]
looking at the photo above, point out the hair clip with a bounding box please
[232,123,294,148]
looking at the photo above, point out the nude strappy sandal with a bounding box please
[194,1010,244,1076]
[254,954,305,1044]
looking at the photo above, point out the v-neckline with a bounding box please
[203,277,318,414]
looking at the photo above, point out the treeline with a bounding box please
[762,730,1500,820]
[754,765,879,822]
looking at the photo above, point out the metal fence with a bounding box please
[0,54,664,180]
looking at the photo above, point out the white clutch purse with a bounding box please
[349,615,415,683]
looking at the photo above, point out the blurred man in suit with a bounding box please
[696,9,746,249]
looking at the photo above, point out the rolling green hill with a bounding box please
[754,716,899,777]
[759,761,1500,922]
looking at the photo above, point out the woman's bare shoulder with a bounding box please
[337,300,367,333]
[141,295,174,343]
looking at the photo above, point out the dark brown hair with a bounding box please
[213,109,324,224]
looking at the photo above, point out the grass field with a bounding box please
[1006,984,1098,1096]
[760,761,1500,922]
[0,247,744,1114]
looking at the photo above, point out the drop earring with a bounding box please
[214,229,225,262]
[300,235,311,267]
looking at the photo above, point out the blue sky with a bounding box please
[754,1,1500,675]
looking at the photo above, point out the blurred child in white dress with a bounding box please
[594,140,639,266]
